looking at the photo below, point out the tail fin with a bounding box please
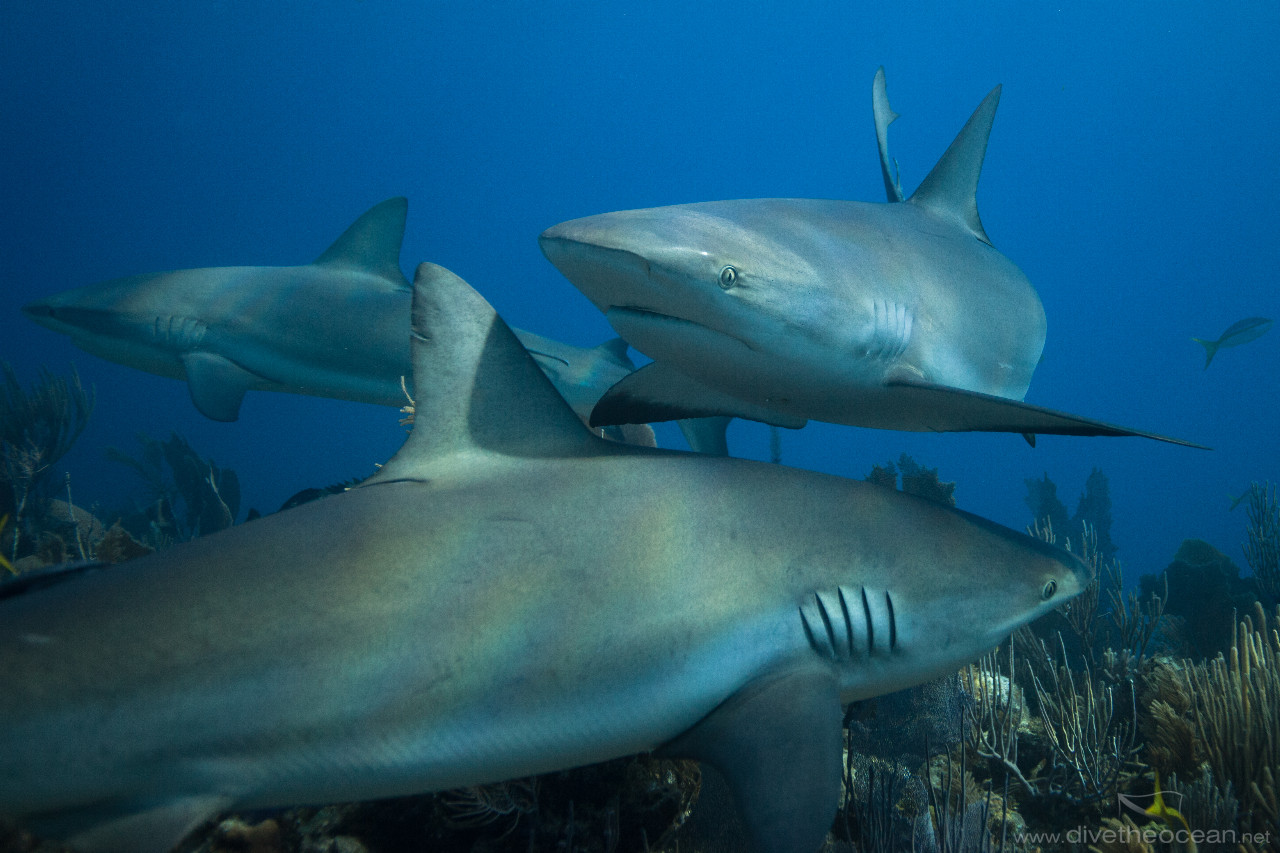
[1192,337,1218,369]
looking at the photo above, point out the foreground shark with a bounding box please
[0,262,1088,853]
[21,198,728,454]
[539,70,1201,447]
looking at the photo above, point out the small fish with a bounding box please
[1144,771,1196,852]
[0,514,13,575]
[1193,317,1272,369]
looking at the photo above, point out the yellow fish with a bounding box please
[1146,771,1195,851]
[0,514,14,575]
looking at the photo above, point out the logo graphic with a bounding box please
[1118,789,1186,819]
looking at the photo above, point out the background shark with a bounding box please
[22,198,728,454]
[516,326,730,453]
[0,262,1088,853]
[539,70,1201,448]
[23,197,413,423]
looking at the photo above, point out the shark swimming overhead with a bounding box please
[21,197,728,453]
[1,262,1089,853]
[539,69,1203,448]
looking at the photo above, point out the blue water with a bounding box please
[2,2,1276,583]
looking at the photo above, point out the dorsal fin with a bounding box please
[908,85,1000,245]
[367,263,598,481]
[312,196,410,285]
[872,67,904,203]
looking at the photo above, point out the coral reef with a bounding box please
[106,432,240,544]
[964,631,1141,811]
[1183,602,1280,842]
[1140,539,1253,659]
[945,508,1172,847]
[1085,814,1154,853]
[93,522,154,564]
[0,428,233,575]
[864,461,898,491]
[864,454,956,506]
[0,362,93,566]
[1138,658,1200,782]
[1022,633,1140,805]
[1165,770,1240,853]
[167,754,698,853]
[1073,469,1117,566]
[1024,472,1069,535]
[1025,468,1116,564]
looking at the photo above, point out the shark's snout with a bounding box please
[22,299,106,333]
[539,213,632,255]
[21,299,63,332]
[21,301,50,319]
[539,220,655,314]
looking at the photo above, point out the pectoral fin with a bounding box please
[883,379,1208,448]
[180,352,260,422]
[592,363,807,430]
[658,667,843,853]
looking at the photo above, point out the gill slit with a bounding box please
[861,587,874,654]
[816,593,839,655]
[837,586,855,660]
[886,591,897,651]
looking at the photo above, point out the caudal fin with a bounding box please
[1192,337,1219,369]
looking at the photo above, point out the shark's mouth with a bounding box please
[21,302,85,335]
[606,306,756,353]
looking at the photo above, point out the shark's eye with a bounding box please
[718,266,738,289]
[1041,579,1058,601]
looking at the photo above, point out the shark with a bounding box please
[516,326,730,454]
[539,69,1202,447]
[21,197,728,454]
[0,261,1089,853]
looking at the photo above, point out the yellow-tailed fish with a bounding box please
[1146,772,1195,851]
[0,514,14,575]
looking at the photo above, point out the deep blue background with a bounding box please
[3,3,1276,581]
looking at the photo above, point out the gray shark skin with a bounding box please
[539,70,1203,448]
[0,262,1089,853]
[21,198,729,454]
